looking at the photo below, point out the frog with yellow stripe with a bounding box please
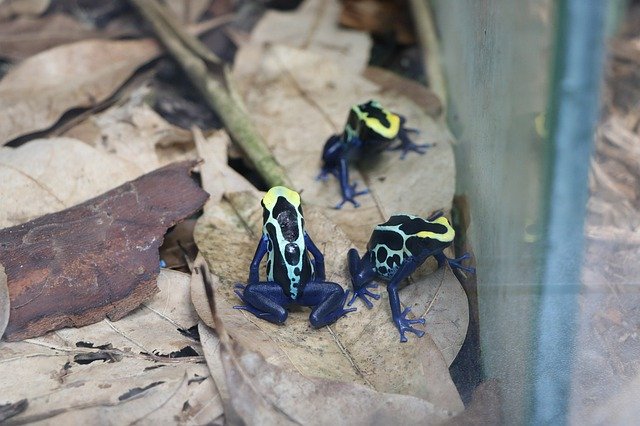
[318,100,432,208]
[234,186,356,327]
[347,212,475,342]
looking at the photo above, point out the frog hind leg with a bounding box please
[347,249,380,308]
[234,282,290,324]
[389,115,435,159]
[298,281,356,328]
[317,134,343,181]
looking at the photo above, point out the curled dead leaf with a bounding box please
[0,161,208,341]
[0,270,223,424]
[0,38,160,144]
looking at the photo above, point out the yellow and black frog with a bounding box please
[347,212,474,342]
[234,186,356,327]
[318,100,432,208]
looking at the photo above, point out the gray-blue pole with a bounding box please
[532,0,608,423]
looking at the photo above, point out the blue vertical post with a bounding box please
[532,0,608,423]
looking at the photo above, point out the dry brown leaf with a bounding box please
[0,13,104,61]
[232,20,466,363]
[0,137,142,228]
[63,88,197,173]
[0,38,160,144]
[0,270,223,424]
[0,0,49,20]
[198,310,456,425]
[247,0,372,73]
[192,127,257,200]
[192,191,464,413]
[0,264,7,340]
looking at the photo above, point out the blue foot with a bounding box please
[394,307,426,343]
[390,141,435,160]
[347,283,380,308]
[316,168,336,182]
[335,182,369,209]
[447,253,476,274]
[337,290,358,317]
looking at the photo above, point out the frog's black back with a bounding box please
[367,215,451,278]
[263,195,313,299]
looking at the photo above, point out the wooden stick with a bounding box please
[129,0,292,188]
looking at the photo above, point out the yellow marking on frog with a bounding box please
[262,186,301,211]
[416,216,455,242]
[353,103,401,139]
[364,113,400,139]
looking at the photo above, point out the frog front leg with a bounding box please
[317,135,343,181]
[234,282,291,324]
[335,157,369,209]
[304,232,326,281]
[347,248,380,308]
[390,116,434,159]
[387,257,426,342]
[298,281,356,327]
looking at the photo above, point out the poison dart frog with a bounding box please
[347,212,475,342]
[318,100,432,209]
[234,186,356,327]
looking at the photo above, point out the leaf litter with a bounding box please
[229,0,468,365]
[194,263,457,425]
[0,270,223,424]
[0,0,473,421]
[0,38,160,144]
[0,160,208,341]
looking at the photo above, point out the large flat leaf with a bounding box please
[231,0,467,364]
[0,137,142,228]
[196,299,456,425]
[0,270,222,424]
[192,191,464,413]
[0,38,159,144]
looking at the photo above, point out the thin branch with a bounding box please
[129,0,292,188]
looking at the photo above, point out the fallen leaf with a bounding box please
[442,380,502,425]
[232,17,466,363]
[195,266,456,425]
[0,264,7,339]
[0,38,160,144]
[0,14,104,61]
[192,127,258,200]
[233,43,456,247]
[0,161,209,341]
[0,0,49,20]
[192,191,464,412]
[0,137,142,228]
[0,270,223,424]
[246,0,371,73]
[63,87,197,173]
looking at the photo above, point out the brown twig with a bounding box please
[129,0,292,188]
